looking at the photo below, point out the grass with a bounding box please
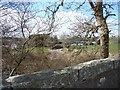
[69,43,118,57]
[29,47,49,53]
[69,45,99,52]
[109,44,118,55]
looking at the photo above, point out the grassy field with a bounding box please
[70,43,120,56]
[109,44,118,54]
[28,37,119,57]
[109,37,119,56]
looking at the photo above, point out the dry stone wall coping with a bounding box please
[5,58,120,88]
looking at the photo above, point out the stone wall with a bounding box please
[2,58,120,88]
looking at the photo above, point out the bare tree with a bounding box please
[88,0,116,58]
[1,2,44,76]
[65,0,116,59]
[1,1,64,76]
[1,2,33,76]
[70,16,98,39]
[43,0,64,34]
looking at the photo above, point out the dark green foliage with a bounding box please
[52,44,63,49]
[29,34,52,48]
[29,34,61,48]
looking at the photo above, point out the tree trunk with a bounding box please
[96,17,109,58]
[88,0,109,58]
[95,1,109,58]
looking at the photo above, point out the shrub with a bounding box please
[52,44,63,49]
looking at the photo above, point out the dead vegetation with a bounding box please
[2,48,100,75]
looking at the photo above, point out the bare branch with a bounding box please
[74,0,86,11]
[88,0,95,11]
[105,13,116,19]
